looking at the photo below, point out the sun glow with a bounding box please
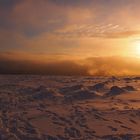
[133,40,140,56]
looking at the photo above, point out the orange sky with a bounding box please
[1,0,140,75]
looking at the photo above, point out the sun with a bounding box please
[133,40,140,56]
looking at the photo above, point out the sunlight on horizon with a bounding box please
[132,39,140,57]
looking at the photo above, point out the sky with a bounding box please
[1,0,140,75]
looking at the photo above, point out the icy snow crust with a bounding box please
[0,75,140,139]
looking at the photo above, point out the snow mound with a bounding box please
[107,86,125,96]
[60,84,85,94]
[122,86,136,91]
[89,82,108,92]
[65,89,96,101]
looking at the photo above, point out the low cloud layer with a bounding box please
[0,53,140,76]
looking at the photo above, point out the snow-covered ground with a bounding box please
[0,75,140,140]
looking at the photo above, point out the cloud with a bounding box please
[1,0,140,59]
[85,57,140,76]
[0,0,22,10]
[48,0,140,8]
[54,24,140,38]
[0,53,140,76]
[0,53,88,76]
[105,30,140,38]
[35,25,140,39]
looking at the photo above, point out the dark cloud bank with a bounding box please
[0,55,140,76]
[0,57,88,76]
